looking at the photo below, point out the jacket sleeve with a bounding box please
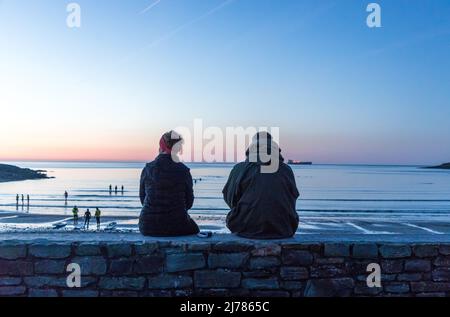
[223,166,240,208]
[287,166,300,199]
[185,170,194,210]
[139,168,146,206]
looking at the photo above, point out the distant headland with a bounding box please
[0,164,52,183]
[426,163,450,170]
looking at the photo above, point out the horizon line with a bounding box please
[0,159,438,167]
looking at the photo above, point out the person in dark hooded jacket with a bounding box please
[223,132,299,239]
[139,131,200,237]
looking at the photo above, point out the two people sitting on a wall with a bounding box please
[138,131,299,239]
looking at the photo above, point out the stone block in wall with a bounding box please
[415,292,446,297]
[24,276,97,288]
[410,281,450,292]
[304,278,354,297]
[281,250,313,266]
[345,260,373,275]
[280,267,309,280]
[324,243,350,257]
[133,254,165,274]
[0,286,27,296]
[212,242,253,253]
[62,290,99,297]
[249,291,290,297]
[381,260,404,273]
[29,244,71,259]
[379,245,411,259]
[34,260,67,275]
[208,252,249,269]
[315,257,345,265]
[99,277,146,290]
[243,270,277,278]
[72,256,107,275]
[75,244,102,256]
[29,289,58,297]
[145,290,172,297]
[0,260,33,276]
[174,289,193,297]
[413,245,438,258]
[434,256,450,267]
[194,270,241,288]
[251,245,282,257]
[187,243,211,252]
[439,245,450,255]
[248,257,280,270]
[311,265,347,278]
[352,244,378,258]
[397,273,423,282]
[166,253,205,272]
[106,244,132,258]
[404,259,431,272]
[353,283,383,296]
[109,259,134,275]
[0,277,22,286]
[282,243,310,250]
[280,281,304,291]
[242,278,279,290]
[384,282,410,294]
[0,245,27,260]
[148,275,193,289]
[432,267,450,282]
[135,242,159,255]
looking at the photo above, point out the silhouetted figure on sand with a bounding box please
[139,131,199,237]
[84,209,91,229]
[121,185,124,194]
[109,185,112,194]
[27,195,30,206]
[64,191,68,204]
[223,132,299,239]
[21,194,24,205]
[115,186,118,195]
[16,194,19,205]
[95,208,101,230]
[72,206,79,226]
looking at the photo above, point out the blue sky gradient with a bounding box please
[0,0,449,164]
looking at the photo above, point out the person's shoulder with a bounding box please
[279,162,295,175]
[177,162,190,173]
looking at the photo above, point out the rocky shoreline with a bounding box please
[0,164,51,183]
[426,163,450,169]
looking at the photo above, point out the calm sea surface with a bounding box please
[1,162,450,224]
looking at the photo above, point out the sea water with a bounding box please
[1,162,450,232]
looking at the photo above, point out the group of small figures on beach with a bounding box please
[109,185,125,195]
[72,206,101,230]
[15,194,30,207]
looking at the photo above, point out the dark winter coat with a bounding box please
[223,159,300,239]
[139,154,199,236]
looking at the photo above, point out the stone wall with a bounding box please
[1,239,450,297]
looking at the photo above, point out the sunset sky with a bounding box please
[1,0,450,164]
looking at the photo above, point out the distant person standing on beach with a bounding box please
[72,206,79,226]
[95,208,101,229]
[21,194,24,205]
[84,209,91,229]
[139,131,199,237]
[115,186,118,195]
[121,185,124,194]
[16,194,19,205]
[109,185,112,194]
[64,191,68,204]
[27,195,30,206]
[223,132,299,239]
